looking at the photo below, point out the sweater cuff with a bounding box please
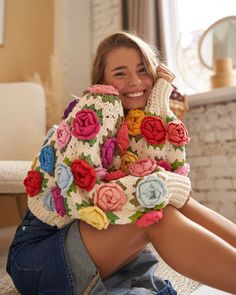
[157,170,191,209]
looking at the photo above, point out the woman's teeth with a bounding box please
[126,91,144,98]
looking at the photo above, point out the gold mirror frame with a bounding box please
[198,15,236,70]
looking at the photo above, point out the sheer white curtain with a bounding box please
[122,0,168,62]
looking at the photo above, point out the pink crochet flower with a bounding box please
[174,163,190,176]
[88,84,119,96]
[94,183,126,211]
[102,138,116,168]
[104,170,126,181]
[166,121,190,146]
[51,186,66,217]
[129,158,157,177]
[155,159,172,171]
[56,121,71,150]
[136,210,163,228]
[117,122,129,155]
[72,109,100,140]
[95,167,108,180]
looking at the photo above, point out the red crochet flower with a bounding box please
[136,209,163,228]
[166,121,190,146]
[71,159,96,191]
[23,170,42,197]
[72,109,100,140]
[104,170,127,181]
[141,116,166,145]
[117,122,129,154]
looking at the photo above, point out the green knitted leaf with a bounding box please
[67,182,77,197]
[63,157,72,166]
[41,178,49,189]
[116,180,127,191]
[64,197,72,216]
[115,115,123,129]
[101,94,119,105]
[166,116,175,123]
[173,145,184,151]
[171,159,185,170]
[130,196,140,207]
[129,211,143,222]
[84,138,97,147]
[50,140,56,148]
[76,200,90,210]
[106,212,119,224]
[146,112,155,116]
[80,153,94,166]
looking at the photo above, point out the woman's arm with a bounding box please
[179,197,236,248]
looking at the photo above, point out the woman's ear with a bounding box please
[156,64,175,84]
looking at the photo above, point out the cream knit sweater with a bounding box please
[24,75,191,229]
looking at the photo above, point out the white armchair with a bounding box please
[0,82,46,227]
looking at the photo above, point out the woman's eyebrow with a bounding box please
[111,66,127,72]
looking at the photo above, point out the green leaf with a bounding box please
[173,145,184,151]
[41,178,49,189]
[75,200,90,211]
[106,212,119,224]
[129,211,143,222]
[67,182,77,197]
[171,159,185,170]
[63,157,72,166]
[166,116,175,123]
[63,197,72,216]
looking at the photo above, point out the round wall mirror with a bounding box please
[198,16,236,70]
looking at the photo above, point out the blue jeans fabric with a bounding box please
[7,209,177,295]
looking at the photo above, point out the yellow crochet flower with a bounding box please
[78,206,109,230]
[31,155,38,170]
[125,110,145,136]
[121,151,139,173]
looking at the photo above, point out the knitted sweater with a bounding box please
[24,73,191,230]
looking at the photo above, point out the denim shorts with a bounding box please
[7,209,177,295]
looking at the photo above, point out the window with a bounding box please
[165,0,236,94]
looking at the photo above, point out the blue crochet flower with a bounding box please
[56,163,74,195]
[39,145,55,173]
[43,190,55,211]
[136,175,168,208]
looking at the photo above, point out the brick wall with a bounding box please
[91,0,122,54]
[185,100,236,223]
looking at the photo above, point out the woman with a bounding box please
[7,31,236,295]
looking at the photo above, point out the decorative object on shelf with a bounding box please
[198,16,236,89]
[169,86,188,121]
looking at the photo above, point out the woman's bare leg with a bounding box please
[80,205,236,293]
[146,206,236,294]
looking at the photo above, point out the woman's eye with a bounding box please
[139,67,147,74]
[114,72,126,77]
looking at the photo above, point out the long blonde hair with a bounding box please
[91,31,161,85]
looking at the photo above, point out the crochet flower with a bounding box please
[72,109,100,140]
[43,125,57,146]
[129,158,157,177]
[88,84,119,96]
[78,206,109,230]
[102,138,116,168]
[166,121,190,146]
[51,186,66,217]
[62,99,79,119]
[39,145,55,173]
[174,163,190,176]
[117,122,129,154]
[56,163,74,195]
[43,190,55,211]
[125,109,145,136]
[136,175,167,208]
[136,210,163,228]
[95,167,108,180]
[141,116,166,145]
[104,170,126,181]
[120,151,139,173]
[23,170,42,197]
[71,159,96,191]
[156,159,172,171]
[56,121,71,150]
[94,183,127,211]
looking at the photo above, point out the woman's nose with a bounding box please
[128,74,142,86]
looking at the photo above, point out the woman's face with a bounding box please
[104,47,154,110]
